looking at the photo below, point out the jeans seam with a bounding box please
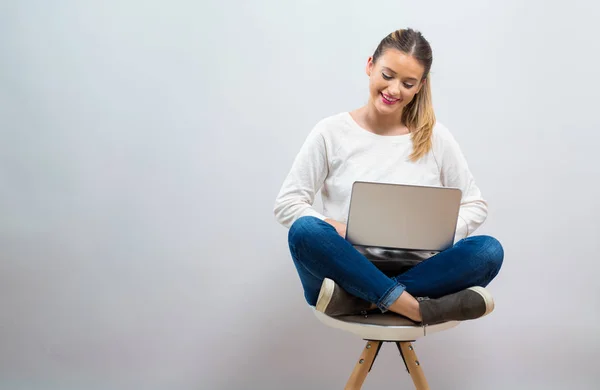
[289,242,322,281]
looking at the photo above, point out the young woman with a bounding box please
[273,28,503,326]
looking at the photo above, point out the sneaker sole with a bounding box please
[468,286,495,317]
[315,278,335,314]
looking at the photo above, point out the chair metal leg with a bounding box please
[344,340,382,390]
[397,342,430,390]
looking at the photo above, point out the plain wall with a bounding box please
[1,1,599,389]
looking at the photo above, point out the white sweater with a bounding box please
[274,112,487,260]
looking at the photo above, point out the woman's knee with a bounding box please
[473,235,504,273]
[288,216,331,246]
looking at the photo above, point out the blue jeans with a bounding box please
[288,216,504,312]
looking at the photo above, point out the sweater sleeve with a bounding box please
[435,125,488,242]
[273,122,330,228]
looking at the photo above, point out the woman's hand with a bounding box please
[325,218,347,238]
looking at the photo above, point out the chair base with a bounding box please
[345,340,429,390]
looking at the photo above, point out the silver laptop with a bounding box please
[345,181,462,251]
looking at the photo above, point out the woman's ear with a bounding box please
[416,77,427,94]
[365,56,374,77]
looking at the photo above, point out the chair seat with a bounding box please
[313,308,459,341]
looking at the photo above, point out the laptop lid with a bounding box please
[345,181,462,251]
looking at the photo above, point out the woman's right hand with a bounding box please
[325,218,347,238]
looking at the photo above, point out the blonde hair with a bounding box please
[373,29,436,161]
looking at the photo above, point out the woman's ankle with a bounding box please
[388,292,422,322]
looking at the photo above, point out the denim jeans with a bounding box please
[288,216,504,312]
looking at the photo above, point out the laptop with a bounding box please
[345,181,462,251]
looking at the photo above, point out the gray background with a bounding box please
[1,1,599,389]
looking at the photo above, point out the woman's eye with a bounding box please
[382,73,392,80]
[403,83,414,89]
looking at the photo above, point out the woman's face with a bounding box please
[366,48,425,116]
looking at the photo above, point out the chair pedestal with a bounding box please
[345,340,429,390]
[313,309,460,389]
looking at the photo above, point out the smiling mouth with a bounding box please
[381,93,400,105]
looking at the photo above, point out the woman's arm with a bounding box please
[434,124,488,242]
[273,123,330,229]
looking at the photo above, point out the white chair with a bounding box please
[313,309,459,390]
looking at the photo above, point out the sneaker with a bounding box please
[418,286,495,325]
[315,278,373,317]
